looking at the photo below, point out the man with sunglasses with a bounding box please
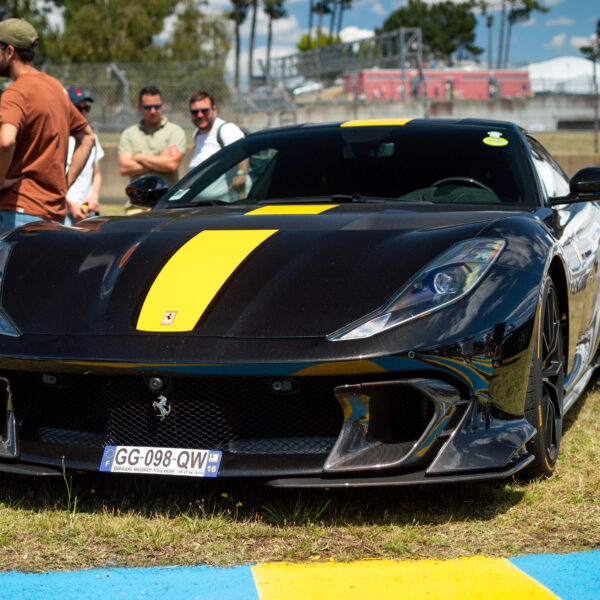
[0,18,94,233]
[118,85,186,212]
[189,90,246,168]
[64,87,104,224]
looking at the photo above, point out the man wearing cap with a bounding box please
[0,18,94,233]
[65,87,104,225]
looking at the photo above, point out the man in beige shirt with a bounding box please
[118,86,186,212]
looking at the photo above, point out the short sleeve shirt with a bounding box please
[119,118,187,187]
[0,72,88,221]
[66,135,104,205]
[189,118,245,169]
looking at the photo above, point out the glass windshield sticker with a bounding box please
[100,446,222,478]
[483,131,508,147]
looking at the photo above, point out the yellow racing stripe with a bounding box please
[252,558,558,600]
[246,205,339,215]
[341,118,412,127]
[137,229,277,332]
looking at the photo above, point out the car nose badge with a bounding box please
[152,395,171,421]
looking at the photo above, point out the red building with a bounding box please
[344,69,530,101]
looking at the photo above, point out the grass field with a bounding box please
[1,377,599,573]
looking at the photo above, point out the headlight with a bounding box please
[0,242,20,337]
[328,238,505,341]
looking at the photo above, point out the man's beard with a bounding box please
[0,65,9,78]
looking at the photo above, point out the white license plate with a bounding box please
[99,446,222,477]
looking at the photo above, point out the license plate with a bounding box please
[99,446,222,477]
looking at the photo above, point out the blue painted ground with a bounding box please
[0,551,599,600]
[0,565,259,600]
[510,551,600,600]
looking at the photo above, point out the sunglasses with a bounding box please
[142,103,163,111]
[78,104,92,113]
[190,108,213,117]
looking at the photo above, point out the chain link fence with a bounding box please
[42,61,295,133]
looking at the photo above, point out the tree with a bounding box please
[247,0,258,87]
[166,1,229,66]
[226,0,250,90]
[580,18,600,153]
[0,0,63,63]
[264,0,286,83]
[379,0,482,66]
[335,0,351,37]
[50,0,178,63]
[312,0,331,53]
[497,0,548,69]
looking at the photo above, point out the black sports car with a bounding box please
[1,119,600,487]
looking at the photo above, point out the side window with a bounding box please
[527,136,570,199]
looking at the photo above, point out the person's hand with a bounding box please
[67,199,89,222]
[230,173,246,192]
[85,193,100,213]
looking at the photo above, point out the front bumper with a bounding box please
[0,349,537,486]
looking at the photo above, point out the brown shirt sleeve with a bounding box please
[0,86,28,130]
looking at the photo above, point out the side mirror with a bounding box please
[549,167,600,205]
[125,176,168,209]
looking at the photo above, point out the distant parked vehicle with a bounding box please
[292,81,323,96]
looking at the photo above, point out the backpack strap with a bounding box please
[216,121,229,148]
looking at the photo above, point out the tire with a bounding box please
[523,276,564,477]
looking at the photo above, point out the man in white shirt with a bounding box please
[65,87,104,225]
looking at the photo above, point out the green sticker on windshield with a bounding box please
[483,131,508,147]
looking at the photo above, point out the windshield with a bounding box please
[158,123,538,208]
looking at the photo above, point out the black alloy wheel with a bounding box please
[524,277,564,477]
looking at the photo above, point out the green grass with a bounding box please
[1,379,599,572]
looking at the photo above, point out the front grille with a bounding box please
[10,373,345,454]
[8,372,440,458]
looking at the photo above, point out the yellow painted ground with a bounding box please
[252,557,558,600]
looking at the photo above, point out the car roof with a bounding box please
[242,118,525,139]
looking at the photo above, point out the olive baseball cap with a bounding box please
[0,18,38,50]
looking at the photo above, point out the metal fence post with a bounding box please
[110,63,130,129]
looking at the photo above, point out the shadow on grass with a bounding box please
[0,467,525,529]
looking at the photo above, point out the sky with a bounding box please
[184,0,598,82]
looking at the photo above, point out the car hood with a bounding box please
[3,204,517,338]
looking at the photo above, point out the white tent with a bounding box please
[528,56,600,94]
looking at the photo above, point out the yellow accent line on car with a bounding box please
[137,229,277,332]
[246,205,340,215]
[252,557,559,600]
[341,118,412,127]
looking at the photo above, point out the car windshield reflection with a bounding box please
[159,123,537,209]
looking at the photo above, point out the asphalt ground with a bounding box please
[1,551,598,599]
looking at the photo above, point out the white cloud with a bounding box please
[546,17,574,27]
[520,17,535,28]
[570,35,595,50]
[371,1,387,17]
[543,32,567,50]
[340,25,374,43]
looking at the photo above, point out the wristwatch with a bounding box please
[237,169,247,176]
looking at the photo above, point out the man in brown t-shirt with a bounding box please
[0,18,94,233]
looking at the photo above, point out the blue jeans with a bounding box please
[0,210,44,235]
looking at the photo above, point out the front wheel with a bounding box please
[523,276,564,477]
